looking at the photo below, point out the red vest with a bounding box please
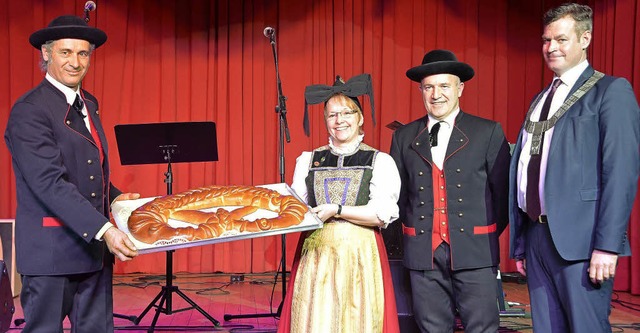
[431,165,450,252]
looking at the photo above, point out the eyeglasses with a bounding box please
[326,109,359,120]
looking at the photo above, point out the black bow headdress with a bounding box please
[303,73,375,136]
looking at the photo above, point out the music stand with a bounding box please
[114,121,220,332]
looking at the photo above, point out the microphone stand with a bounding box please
[224,29,290,321]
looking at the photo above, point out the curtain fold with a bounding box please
[1,0,639,294]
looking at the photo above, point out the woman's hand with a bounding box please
[311,203,340,222]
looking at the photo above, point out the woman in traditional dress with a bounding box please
[277,74,401,333]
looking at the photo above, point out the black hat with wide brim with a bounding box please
[406,49,474,82]
[29,15,107,49]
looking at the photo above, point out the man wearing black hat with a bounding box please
[4,15,138,332]
[390,49,510,332]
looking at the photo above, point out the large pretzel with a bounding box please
[127,185,308,244]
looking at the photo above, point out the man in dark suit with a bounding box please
[509,3,640,332]
[4,15,139,332]
[390,49,510,333]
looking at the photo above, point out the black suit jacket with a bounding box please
[390,111,510,270]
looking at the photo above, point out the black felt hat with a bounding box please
[406,49,474,82]
[29,15,107,49]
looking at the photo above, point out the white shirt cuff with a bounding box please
[95,223,113,241]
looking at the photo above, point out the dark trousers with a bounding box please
[20,263,114,333]
[525,220,613,333]
[409,243,499,333]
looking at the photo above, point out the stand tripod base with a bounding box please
[224,234,287,322]
[224,301,282,321]
[224,312,277,321]
[128,250,220,333]
[114,312,137,323]
[134,285,220,332]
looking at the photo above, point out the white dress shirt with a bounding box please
[428,108,459,170]
[45,73,90,130]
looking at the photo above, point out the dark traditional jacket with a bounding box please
[391,111,510,270]
[5,79,121,275]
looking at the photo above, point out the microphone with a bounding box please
[263,27,275,38]
[84,1,96,23]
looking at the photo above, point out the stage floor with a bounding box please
[5,272,640,332]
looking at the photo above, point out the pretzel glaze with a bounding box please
[127,185,308,244]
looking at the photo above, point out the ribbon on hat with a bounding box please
[303,73,375,136]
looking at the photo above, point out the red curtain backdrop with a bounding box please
[1,0,639,294]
